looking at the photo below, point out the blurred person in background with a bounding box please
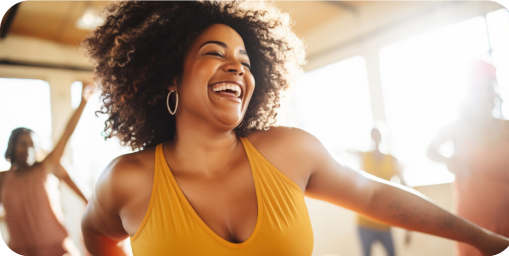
[427,59,509,255]
[349,124,411,256]
[0,84,93,255]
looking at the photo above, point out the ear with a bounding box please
[166,78,179,91]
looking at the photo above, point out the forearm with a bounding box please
[366,182,483,247]
[47,98,87,163]
[57,98,87,150]
[63,175,88,203]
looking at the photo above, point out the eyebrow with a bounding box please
[199,40,248,56]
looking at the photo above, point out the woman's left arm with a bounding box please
[297,129,509,255]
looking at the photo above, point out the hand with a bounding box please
[476,230,509,256]
[82,83,96,102]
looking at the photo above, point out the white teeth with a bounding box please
[211,83,242,98]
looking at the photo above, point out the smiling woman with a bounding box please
[79,1,509,256]
[80,0,304,151]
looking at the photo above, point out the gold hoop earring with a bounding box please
[166,90,178,115]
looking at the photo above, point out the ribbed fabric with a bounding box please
[455,140,509,255]
[357,152,395,231]
[130,137,314,255]
[1,167,71,255]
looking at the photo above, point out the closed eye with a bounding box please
[242,62,251,69]
[206,51,224,57]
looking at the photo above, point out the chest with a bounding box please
[130,156,314,256]
[173,161,258,243]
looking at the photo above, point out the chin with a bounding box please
[213,110,243,126]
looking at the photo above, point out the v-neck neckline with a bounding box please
[160,137,263,249]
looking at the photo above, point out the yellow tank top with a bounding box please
[357,151,396,231]
[130,137,314,255]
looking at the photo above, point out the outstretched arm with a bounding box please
[42,83,94,174]
[291,129,509,255]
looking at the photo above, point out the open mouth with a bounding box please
[211,82,242,98]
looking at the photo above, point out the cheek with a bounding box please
[186,60,218,82]
[245,73,255,94]
[15,146,27,156]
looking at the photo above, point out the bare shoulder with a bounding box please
[94,147,156,213]
[247,126,322,153]
[246,126,326,191]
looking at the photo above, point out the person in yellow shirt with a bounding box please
[351,125,410,255]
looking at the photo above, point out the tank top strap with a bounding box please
[154,143,166,174]
[238,137,260,178]
[239,137,303,194]
[131,144,163,241]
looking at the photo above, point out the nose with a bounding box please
[223,58,245,76]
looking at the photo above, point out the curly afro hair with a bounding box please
[81,0,306,151]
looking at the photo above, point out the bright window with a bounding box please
[0,78,53,171]
[380,16,492,187]
[277,56,373,169]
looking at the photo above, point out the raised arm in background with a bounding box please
[41,83,94,175]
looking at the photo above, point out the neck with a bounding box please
[169,116,242,178]
[12,161,30,170]
[372,143,381,153]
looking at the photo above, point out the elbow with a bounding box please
[81,209,100,255]
[426,147,438,162]
[81,215,94,254]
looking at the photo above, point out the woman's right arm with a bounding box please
[82,157,135,255]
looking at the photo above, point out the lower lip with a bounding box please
[212,90,241,103]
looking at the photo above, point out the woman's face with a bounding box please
[14,132,36,166]
[175,24,255,130]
